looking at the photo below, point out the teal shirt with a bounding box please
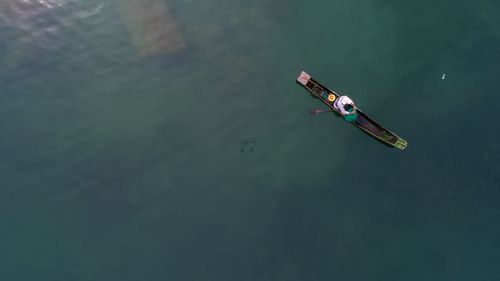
[344,113,358,122]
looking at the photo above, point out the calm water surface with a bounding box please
[1,0,500,280]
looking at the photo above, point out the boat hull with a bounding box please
[296,71,407,149]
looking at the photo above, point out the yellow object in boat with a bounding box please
[327,94,336,102]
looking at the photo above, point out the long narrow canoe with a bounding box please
[296,71,407,150]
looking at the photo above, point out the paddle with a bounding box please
[309,109,334,115]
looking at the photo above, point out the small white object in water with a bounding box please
[441,73,446,80]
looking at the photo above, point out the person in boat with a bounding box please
[334,95,358,122]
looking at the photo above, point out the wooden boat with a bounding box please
[296,71,407,149]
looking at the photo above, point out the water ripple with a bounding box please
[0,0,106,68]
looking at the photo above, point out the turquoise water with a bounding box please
[1,0,500,280]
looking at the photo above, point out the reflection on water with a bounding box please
[0,0,184,68]
[0,0,105,67]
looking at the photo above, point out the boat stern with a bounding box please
[297,71,311,86]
